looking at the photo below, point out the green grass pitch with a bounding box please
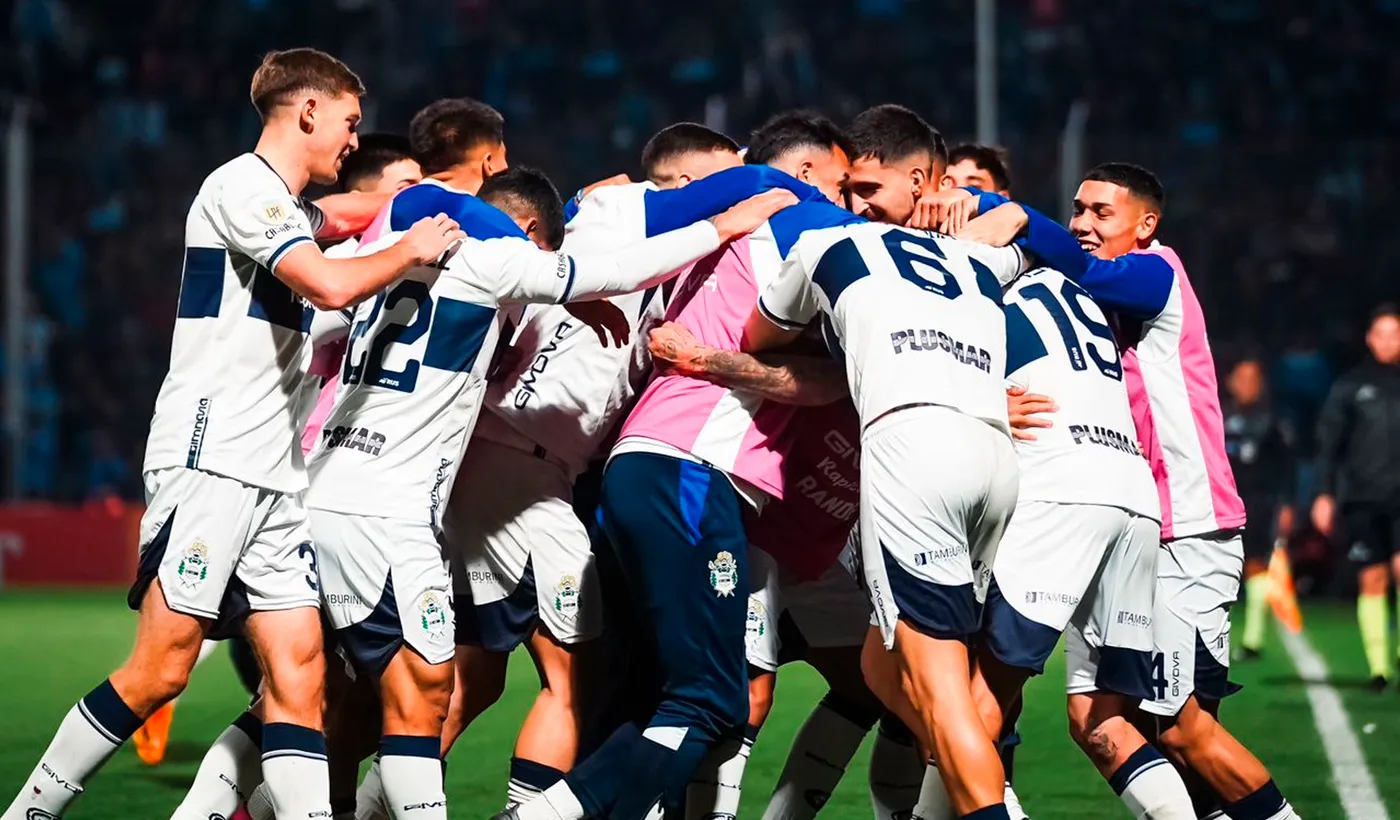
[1,589,1396,818]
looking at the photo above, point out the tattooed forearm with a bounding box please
[691,349,848,406]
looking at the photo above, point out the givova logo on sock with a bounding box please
[27,811,61,820]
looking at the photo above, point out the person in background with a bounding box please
[1312,304,1400,690]
[1223,357,1296,661]
[941,144,1012,197]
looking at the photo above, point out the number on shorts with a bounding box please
[1150,652,1167,700]
[298,542,319,592]
[343,280,435,393]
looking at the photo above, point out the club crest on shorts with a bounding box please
[554,575,580,619]
[175,541,210,589]
[745,597,766,645]
[709,550,738,597]
[418,591,450,638]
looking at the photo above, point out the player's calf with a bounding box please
[1067,692,1193,820]
[378,646,453,820]
[1153,696,1299,818]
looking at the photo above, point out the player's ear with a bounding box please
[298,97,317,135]
[796,160,815,184]
[909,166,928,198]
[1137,210,1159,242]
[938,174,956,191]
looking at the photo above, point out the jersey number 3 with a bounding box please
[344,280,434,393]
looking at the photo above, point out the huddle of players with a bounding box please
[1,45,1304,820]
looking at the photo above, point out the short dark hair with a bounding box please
[744,110,854,167]
[478,167,565,251]
[1371,303,1400,326]
[948,144,1012,193]
[641,123,740,184]
[250,48,365,121]
[338,133,413,192]
[409,98,505,175]
[848,104,947,169]
[1084,162,1165,213]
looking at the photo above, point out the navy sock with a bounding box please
[232,710,264,749]
[1223,780,1287,820]
[78,679,144,743]
[510,756,566,791]
[961,804,1011,820]
[818,690,883,731]
[263,722,328,762]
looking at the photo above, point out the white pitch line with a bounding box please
[1278,627,1390,820]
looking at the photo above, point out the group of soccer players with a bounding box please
[3,45,1307,820]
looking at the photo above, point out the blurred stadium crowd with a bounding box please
[4,0,1399,511]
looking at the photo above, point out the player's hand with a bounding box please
[402,213,466,265]
[1007,383,1057,441]
[712,190,800,243]
[907,188,977,234]
[955,202,1028,247]
[1310,494,1335,535]
[648,321,712,376]
[566,299,631,347]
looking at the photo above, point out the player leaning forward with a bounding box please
[304,158,796,818]
[1,49,464,820]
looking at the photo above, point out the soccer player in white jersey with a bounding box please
[904,260,1193,820]
[744,208,1026,820]
[432,124,751,814]
[960,164,1301,820]
[303,163,794,820]
[1,49,464,820]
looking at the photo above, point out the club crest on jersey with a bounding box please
[418,591,450,638]
[554,575,580,619]
[709,551,738,597]
[745,598,766,645]
[176,541,210,589]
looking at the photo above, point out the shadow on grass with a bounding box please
[1259,674,1385,691]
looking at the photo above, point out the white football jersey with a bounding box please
[143,152,323,492]
[758,215,1024,433]
[1003,267,1160,519]
[305,179,723,525]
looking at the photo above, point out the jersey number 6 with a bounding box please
[344,280,434,394]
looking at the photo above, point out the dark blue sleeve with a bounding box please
[562,189,584,225]
[1014,204,1175,320]
[641,166,825,237]
[962,187,1010,216]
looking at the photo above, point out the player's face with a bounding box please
[1367,315,1400,365]
[369,158,424,193]
[845,157,929,226]
[1068,180,1158,260]
[306,92,363,185]
[1228,361,1265,405]
[942,159,998,193]
[801,146,852,205]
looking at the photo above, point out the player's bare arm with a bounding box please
[648,321,847,406]
[956,201,1029,247]
[1006,383,1056,442]
[312,190,392,239]
[275,213,464,310]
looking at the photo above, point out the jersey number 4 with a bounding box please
[344,280,434,393]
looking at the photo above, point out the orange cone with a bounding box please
[133,701,176,766]
[1267,541,1304,634]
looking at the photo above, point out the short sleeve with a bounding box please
[460,237,576,306]
[215,179,317,271]
[757,249,820,331]
[962,242,1027,286]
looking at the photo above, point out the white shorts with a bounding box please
[311,509,455,675]
[1138,532,1244,717]
[982,501,1158,697]
[860,406,1019,648]
[445,437,601,651]
[130,468,319,636]
[747,545,871,672]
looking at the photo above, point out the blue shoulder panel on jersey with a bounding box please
[969,256,1004,304]
[1003,303,1048,376]
[769,200,866,259]
[1016,204,1175,320]
[388,183,528,241]
[809,235,870,307]
[423,297,498,373]
[640,166,826,238]
[248,266,313,332]
[178,247,226,319]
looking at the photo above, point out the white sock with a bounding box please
[687,735,753,819]
[380,737,446,820]
[2,681,142,819]
[868,721,923,820]
[355,757,391,820]
[246,784,276,820]
[262,722,332,819]
[912,763,954,820]
[1003,782,1028,820]
[169,713,264,820]
[1109,746,1195,820]
[508,778,543,808]
[762,699,872,820]
[196,638,220,667]
[515,780,587,820]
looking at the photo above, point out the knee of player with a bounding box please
[1071,719,1120,767]
[1154,714,1206,762]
